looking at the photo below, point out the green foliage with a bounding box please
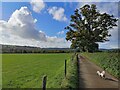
[65,4,118,52]
[82,52,120,78]
[2,53,72,88]
[61,54,79,89]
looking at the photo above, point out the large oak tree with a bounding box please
[65,4,118,52]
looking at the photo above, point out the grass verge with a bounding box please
[61,54,79,89]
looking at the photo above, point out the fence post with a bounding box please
[42,75,47,90]
[65,59,67,77]
[76,54,79,61]
[71,55,73,61]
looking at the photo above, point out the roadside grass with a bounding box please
[61,54,79,89]
[2,53,72,88]
[81,52,119,78]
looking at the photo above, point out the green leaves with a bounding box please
[65,4,118,52]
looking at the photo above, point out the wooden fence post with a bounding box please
[42,75,47,90]
[71,55,73,61]
[65,59,67,77]
[76,54,79,61]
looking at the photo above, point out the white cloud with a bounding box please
[48,6,67,21]
[69,0,119,2]
[99,41,118,49]
[57,30,64,35]
[34,19,37,23]
[0,6,70,48]
[77,2,118,17]
[30,0,45,13]
[6,6,46,41]
[98,27,118,49]
[97,2,118,17]
[46,36,71,48]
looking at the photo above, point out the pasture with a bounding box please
[2,53,72,88]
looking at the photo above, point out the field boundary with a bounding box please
[61,53,79,88]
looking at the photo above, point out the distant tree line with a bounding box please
[0,44,119,53]
[1,44,75,53]
[103,49,120,53]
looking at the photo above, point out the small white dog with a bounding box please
[100,71,105,79]
[97,70,106,79]
[97,71,101,76]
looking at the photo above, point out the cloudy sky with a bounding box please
[0,0,119,49]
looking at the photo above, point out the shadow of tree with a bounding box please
[78,57,86,88]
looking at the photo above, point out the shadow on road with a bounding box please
[78,57,86,88]
[105,77,118,82]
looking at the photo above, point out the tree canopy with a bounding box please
[65,4,118,52]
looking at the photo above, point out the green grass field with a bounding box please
[2,53,72,88]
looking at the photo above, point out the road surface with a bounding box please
[78,55,119,88]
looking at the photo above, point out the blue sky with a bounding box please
[0,0,119,49]
[2,2,77,37]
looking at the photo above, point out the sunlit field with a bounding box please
[2,53,72,88]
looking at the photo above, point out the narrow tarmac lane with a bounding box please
[78,55,119,88]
